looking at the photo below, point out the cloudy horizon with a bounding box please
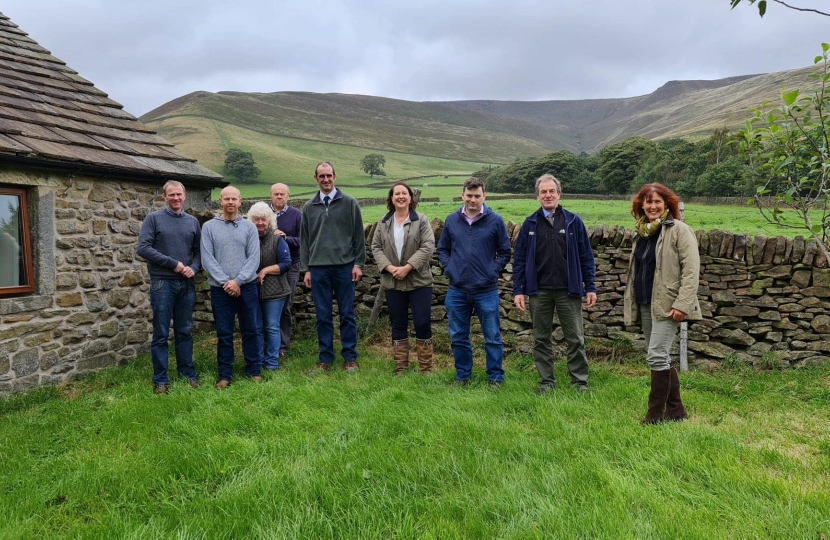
[2,1,827,117]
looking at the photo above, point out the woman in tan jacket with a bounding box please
[623,183,701,424]
[371,182,436,375]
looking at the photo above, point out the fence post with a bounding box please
[678,201,688,373]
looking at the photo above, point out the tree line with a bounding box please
[472,128,750,198]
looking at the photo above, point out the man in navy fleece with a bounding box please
[437,177,511,387]
[137,180,202,394]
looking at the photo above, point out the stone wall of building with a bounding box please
[0,168,214,392]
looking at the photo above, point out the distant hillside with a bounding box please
[140,64,822,173]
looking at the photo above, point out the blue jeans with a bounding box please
[260,297,286,369]
[150,278,196,385]
[445,288,504,382]
[310,263,358,364]
[210,282,263,381]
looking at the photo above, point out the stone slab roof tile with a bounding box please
[0,11,222,183]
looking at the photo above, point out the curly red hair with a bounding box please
[631,183,682,221]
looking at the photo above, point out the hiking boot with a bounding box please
[188,379,199,389]
[450,378,470,387]
[309,362,331,375]
[489,380,502,389]
[344,360,359,373]
[215,380,230,389]
[153,384,169,395]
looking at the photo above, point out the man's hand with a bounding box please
[273,229,286,237]
[223,279,240,297]
[352,266,363,282]
[669,308,687,322]
[303,272,311,288]
[585,292,597,309]
[514,294,526,312]
[175,262,195,279]
[391,264,412,280]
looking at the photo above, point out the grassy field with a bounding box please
[360,198,823,238]
[0,327,828,538]
[149,116,485,197]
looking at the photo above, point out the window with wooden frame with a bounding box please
[0,185,34,297]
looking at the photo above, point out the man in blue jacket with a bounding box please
[437,177,511,387]
[513,174,597,394]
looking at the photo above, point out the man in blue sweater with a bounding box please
[512,174,597,394]
[137,180,202,394]
[201,186,264,388]
[437,177,511,387]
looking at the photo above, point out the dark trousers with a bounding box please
[279,261,301,352]
[310,263,358,364]
[210,283,263,381]
[384,286,433,341]
[528,289,589,388]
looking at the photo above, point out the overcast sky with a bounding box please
[2,1,827,117]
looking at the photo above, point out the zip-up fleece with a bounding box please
[436,205,511,294]
[623,214,702,324]
[512,206,596,299]
[300,189,366,271]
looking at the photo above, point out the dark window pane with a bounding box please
[0,194,24,287]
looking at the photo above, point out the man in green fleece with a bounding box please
[301,162,366,373]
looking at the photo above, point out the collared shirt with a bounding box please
[164,206,182,217]
[461,205,485,226]
[271,204,288,218]
[319,188,339,202]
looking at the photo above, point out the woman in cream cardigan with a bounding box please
[371,182,436,375]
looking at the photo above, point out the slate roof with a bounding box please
[0,12,223,186]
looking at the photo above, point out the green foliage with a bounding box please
[597,137,657,194]
[360,153,386,177]
[223,148,261,184]
[730,0,830,17]
[737,43,830,261]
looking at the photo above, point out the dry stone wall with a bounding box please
[196,218,830,369]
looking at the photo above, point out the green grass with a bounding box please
[1,327,829,538]
[361,198,823,237]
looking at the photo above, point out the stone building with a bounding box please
[0,12,224,392]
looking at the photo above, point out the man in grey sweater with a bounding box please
[301,162,366,373]
[201,186,264,388]
[137,180,202,394]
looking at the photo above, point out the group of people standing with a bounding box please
[138,162,700,425]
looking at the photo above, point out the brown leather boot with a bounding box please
[416,338,434,375]
[392,339,410,376]
[642,369,671,425]
[664,365,688,421]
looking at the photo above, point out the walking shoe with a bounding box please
[450,378,470,387]
[251,376,263,382]
[153,384,169,395]
[279,350,288,358]
[309,362,331,375]
[575,384,589,393]
[344,361,359,373]
[215,380,230,389]
[489,380,502,389]
[188,379,199,389]
[538,385,555,395]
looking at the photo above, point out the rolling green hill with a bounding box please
[140,63,823,197]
